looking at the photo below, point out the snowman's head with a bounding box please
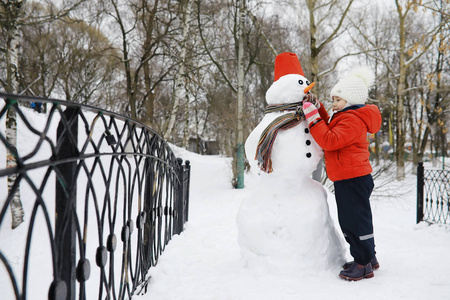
[265,74,314,105]
[265,52,315,106]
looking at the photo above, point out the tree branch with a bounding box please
[316,0,354,53]
[196,0,236,93]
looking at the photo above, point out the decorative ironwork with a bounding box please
[417,162,449,225]
[0,93,190,299]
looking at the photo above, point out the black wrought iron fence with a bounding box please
[0,93,190,300]
[417,162,449,224]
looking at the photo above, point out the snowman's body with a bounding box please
[237,71,345,271]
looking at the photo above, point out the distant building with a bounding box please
[188,137,219,155]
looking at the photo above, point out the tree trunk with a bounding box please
[183,92,190,149]
[111,0,136,118]
[395,73,406,180]
[406,92,418,174]
[395,1,408,180]
[143,0,159,126]
[235,0,246,188]
[434,35,446,162]
[163,0,192,139]
[307,0,319,84]
[4,0,25,229]
[144,91,155,127]
[6,107,23,229]
[373,57,381,166]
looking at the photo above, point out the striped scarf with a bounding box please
[255,101,305,173]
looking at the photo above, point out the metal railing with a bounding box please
[0,93,190,300]
[417,162,449,224]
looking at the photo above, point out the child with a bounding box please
[302,67,382,281]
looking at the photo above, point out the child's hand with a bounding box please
[303,93,321,109]
[303,102,321,126]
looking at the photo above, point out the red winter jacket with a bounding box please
[310,104,382,182]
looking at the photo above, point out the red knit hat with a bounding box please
[273,52,304,82]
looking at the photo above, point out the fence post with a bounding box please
[174,158,184,235]
[183,160,191,223]
[54,106,79,300]
[417,161,424,224]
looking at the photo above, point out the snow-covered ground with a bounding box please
[137,147,450,300]
[1,106,449,299]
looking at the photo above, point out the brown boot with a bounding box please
[339,262,374,281]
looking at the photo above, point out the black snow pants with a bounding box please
[334,174,375,265]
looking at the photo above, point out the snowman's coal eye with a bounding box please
[306,80,310,85]
[298,80,303,85]
[306,152,312,158]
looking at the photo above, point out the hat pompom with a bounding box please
[348,67,375,88]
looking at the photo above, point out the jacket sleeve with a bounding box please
[317,103,330,123]
[310,114,363,151]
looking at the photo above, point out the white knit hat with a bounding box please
[330,67,375,105]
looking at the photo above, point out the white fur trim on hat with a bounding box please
[330,67,375,105]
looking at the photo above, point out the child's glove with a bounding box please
[303,92,321,109]
[303,102,321,126]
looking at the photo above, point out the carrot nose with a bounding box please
[304,82,315,93]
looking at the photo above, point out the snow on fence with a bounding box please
[0,93,190,300]
[416,162,449,225]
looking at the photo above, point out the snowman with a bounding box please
[237,52,345,272]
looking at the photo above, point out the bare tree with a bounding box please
[139,0,179,127]
[412,0,450,163]
[306,0,355,88]
[100,0,178,122]
[393,0,443,179]
[1,0,89,228]
[344,0,445,179]
[163,0,193,139]
[0,0,25,229]
[196,0,243,186]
